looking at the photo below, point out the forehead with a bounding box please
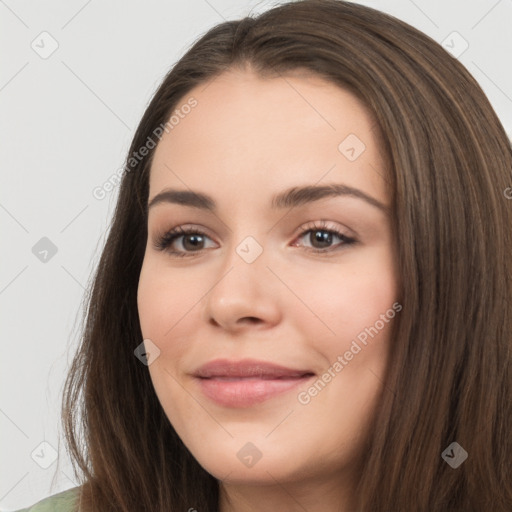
[148,68,389,206]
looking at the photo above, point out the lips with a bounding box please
[193,359,315,407]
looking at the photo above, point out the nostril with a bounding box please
[241,317,262,324]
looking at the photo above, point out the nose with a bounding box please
[201,244,282,333]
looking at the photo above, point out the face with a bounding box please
[137,68,398,494]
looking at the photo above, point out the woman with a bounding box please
[16,0,512,510]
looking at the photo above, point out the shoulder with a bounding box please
[12,486,81,512]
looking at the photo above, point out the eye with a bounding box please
[153,220,357,258]
[153,225,216,257]
[292,220,357,253]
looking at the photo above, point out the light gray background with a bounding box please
[1,0,511,509]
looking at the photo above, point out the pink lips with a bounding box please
[193,359,315,408]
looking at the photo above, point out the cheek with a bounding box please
[289,249,397,348]
[137,262,200,420]
[292,262,396,457]
[137,259,203,343]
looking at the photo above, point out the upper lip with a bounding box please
[193,359,315,379]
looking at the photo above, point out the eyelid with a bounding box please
[291,219,354,240]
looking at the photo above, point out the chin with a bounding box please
[185,436,322,485]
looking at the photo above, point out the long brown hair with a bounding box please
[60,0,512,510]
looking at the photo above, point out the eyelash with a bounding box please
[153,220,357,258]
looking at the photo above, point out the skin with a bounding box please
[137,67,398,511]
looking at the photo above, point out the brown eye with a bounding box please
[154,226,216,257]
[293,222,357,253]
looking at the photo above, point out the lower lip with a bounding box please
[197,376,314,407]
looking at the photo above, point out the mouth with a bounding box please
[193,359,316,408]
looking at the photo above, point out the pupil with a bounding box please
[312,230,331,248]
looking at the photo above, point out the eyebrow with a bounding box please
[147,183,389,214]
